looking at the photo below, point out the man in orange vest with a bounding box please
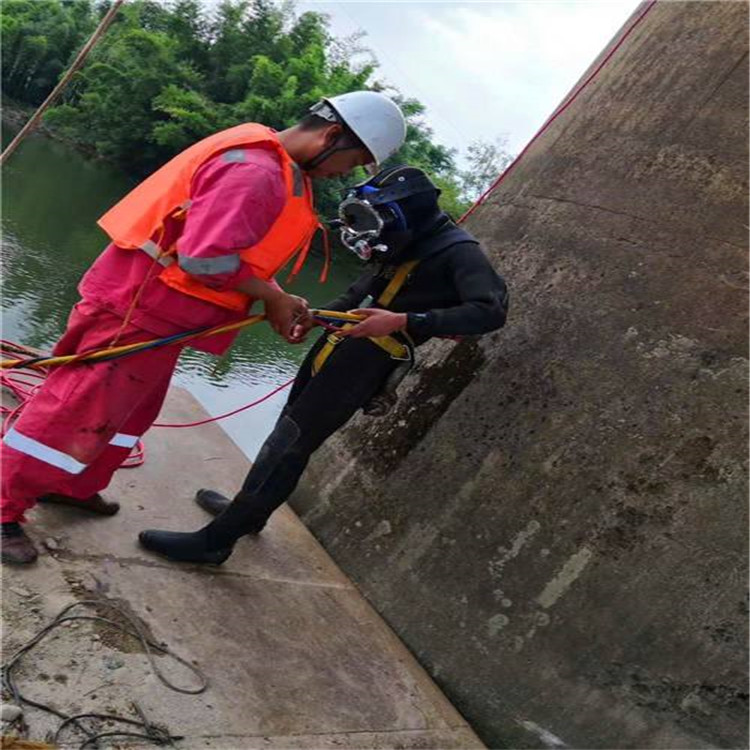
[1,92,407,564]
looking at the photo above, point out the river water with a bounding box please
[1,129,357,458]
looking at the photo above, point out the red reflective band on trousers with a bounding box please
[1,304,183,523]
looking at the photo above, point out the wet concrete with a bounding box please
[293,3,749,748]
[1,388,482,749]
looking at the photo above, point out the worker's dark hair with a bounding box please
[297,113,368,151]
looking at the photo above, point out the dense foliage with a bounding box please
[3,0,488,218]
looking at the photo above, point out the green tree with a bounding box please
[458,137,513,202]
[3,0,476,221]
[1,0,94,105]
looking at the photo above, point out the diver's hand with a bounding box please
[264,292,310,343]
[341,308,407,338]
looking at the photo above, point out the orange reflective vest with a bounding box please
[97,123,321,312]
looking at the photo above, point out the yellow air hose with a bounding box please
[0,311,365,370]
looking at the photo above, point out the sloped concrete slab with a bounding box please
[2,388,482,749]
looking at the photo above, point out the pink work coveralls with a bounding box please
[1,147,286,523]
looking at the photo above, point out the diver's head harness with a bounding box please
[336,172,439,261]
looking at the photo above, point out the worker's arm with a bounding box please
[235,276,309,340]
[176,150,286,290]
[176,149,309,341]
[281,268,378,343]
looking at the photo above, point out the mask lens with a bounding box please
[341,200,382,234]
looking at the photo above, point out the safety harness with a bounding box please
[311,259,419,376]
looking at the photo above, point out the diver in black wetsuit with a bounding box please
[138,165,509,564]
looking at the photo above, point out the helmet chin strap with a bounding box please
[301,140,367,172]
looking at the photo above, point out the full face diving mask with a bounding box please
[336,171,439,261]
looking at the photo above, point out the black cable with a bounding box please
[1,600,208,748]
[80,730,176,748]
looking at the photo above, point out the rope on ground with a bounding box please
[2,599,207,748]
[0,0,127,166]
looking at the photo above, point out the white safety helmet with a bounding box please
[313,91,406,168]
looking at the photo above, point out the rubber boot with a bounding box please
[195,489,231,516]
[138,527,233,565]
[1,522,39,565]
[197,415,302,546]
[139,416,301,564]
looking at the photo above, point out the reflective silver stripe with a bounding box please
[291,162,304,197]
[3,428,87,475]
[140,240,173,267]
[222,149,246,163]
[109,433,139,449]
[179,199,192,209]
[177,253,240,276]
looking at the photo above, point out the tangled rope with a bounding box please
[2,600,208,748]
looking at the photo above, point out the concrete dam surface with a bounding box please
[293,2,749,749]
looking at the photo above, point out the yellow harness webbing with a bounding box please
[312,260,419,375]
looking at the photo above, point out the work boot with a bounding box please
[195,489,231,517]
[138,529,233,565]
[38,493,120,516]
[1,522,38,564]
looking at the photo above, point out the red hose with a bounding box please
[152,378,294,429]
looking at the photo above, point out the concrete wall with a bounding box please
[292,3,749,747]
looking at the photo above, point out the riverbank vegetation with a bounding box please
[2,0,510,218]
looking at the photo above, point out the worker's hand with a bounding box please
[341,308,408,339]
[288,314,317,344]
[264,292,310,343]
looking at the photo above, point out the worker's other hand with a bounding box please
[341,308,407,339]
[265,292,310,343]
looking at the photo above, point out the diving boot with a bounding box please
[195,490,265,533]
[195,489,231,517]
[138,528,233,565]
[38,493,120,516]
[1,522,39,565]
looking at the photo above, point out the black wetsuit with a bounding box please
[138,221,509,562]
[211,222,508,536]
